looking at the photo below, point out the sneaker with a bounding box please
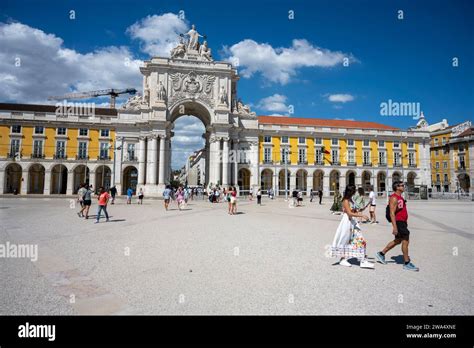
[403,262,419,272]
[360,260,375,269]
[375,252,387,264]
[106,219,110,222]
[339,259,352,267]
[94,221,99,224]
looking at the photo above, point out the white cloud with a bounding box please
[223,39,354,84]
[127,13,188,57]
[171,116,206,169]
[257,94,289,113]
[328,94,355,103]
[0,22,143,103]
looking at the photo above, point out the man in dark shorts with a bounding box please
[375,181,419,271]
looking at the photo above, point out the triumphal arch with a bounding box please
[116,24,259,196]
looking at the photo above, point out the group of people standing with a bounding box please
[76,184,111,223]
[330,181,419,271]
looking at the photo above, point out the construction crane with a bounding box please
[48,88,137,108]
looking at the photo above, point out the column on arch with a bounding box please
[158,135,166,185]
[222,137,229,186]
[66,169,74,195]
[147,135,158,185]
[138,136,146,185]
[323,170,330,197]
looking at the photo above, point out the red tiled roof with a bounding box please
[454,127,474,138]
[258,116,399,130]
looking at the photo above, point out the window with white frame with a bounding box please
[78,142,87,159]
[331,149,339,164]
[394,152,401,166]
[127,143,136,160]
[264,147,272,162]
[315,148,322,164]
[331,138,339,146]
[57,127,67,135]
[314,137,322,145]
[100,129,110,137]
[363,150,370,165]
[10,139,20,156]
[56,140,66,158]
[435,162,440,169]
[263,135,271,143]
[347,139,354,146]
[444,173,448,182]
[435,150,439,156]
[363,139,370,147]
[408,141,414,149]
[347,149,355,164]
[443,161,448,169]
[34,126,44,134]
[298,148,306,163]
[436,173,440,182]
[408,152,415,166]
[393,141,400,148]
[100,142,109,159]
[378,140,385,147]
[11,125,21,134]
[298,137,306,144]
[459,155,465,169]
[79,128,88,136]
[281,136,288,144]
[33,139,43,157]
[378,151,386,165]
[442,137,446,145]
[434,138,439,146]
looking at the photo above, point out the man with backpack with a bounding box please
[375,181,419,271]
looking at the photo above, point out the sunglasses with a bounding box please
[398,184,405,187]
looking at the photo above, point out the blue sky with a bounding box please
[1,0,473,167]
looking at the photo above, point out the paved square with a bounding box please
[1,196,472,315]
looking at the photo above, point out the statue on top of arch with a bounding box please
[170,24,213,61]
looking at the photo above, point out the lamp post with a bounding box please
[284,148,291,201]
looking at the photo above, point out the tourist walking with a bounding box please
[318,189,323,204]
[292,189,298,206]
[126,187,133,204]
[310,189,314,202]
[375,181,419,271]
[297,190,303,206]
[137,187,144,204]
[163,185,172,211]
[353,187,368,223]
[77,184,87,217]
[226,187,232,214]
[176,186,185,210]
[330,185,374,269]
[368,186,378,224]
[95,187,110,223]
[110,186,117,204]
[230,186,237,214]
[256,187,262,205]
[80,185,93,219]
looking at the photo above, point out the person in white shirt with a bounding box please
[368,186,378,224]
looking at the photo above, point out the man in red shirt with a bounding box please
[375,181,419,271]
[95,187,110,223]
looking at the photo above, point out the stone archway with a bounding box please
[392,171,401,184]
[296,169,307,192]
[28,164,45,194]
[362,170,372,192]
[278,169,290,196]
[458,173,470,192]
[238,168,251,193]
[123,166,138,194]
[346,170,356,186]
[407,171,416,191]
[313,170,324,191]
[73,165,90,193]
[377,172,387,193]
[260,169,273,191]
[51,164,68,194]
[4,163,22,193]
[329,170,340,195]
[95,165,111,191]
